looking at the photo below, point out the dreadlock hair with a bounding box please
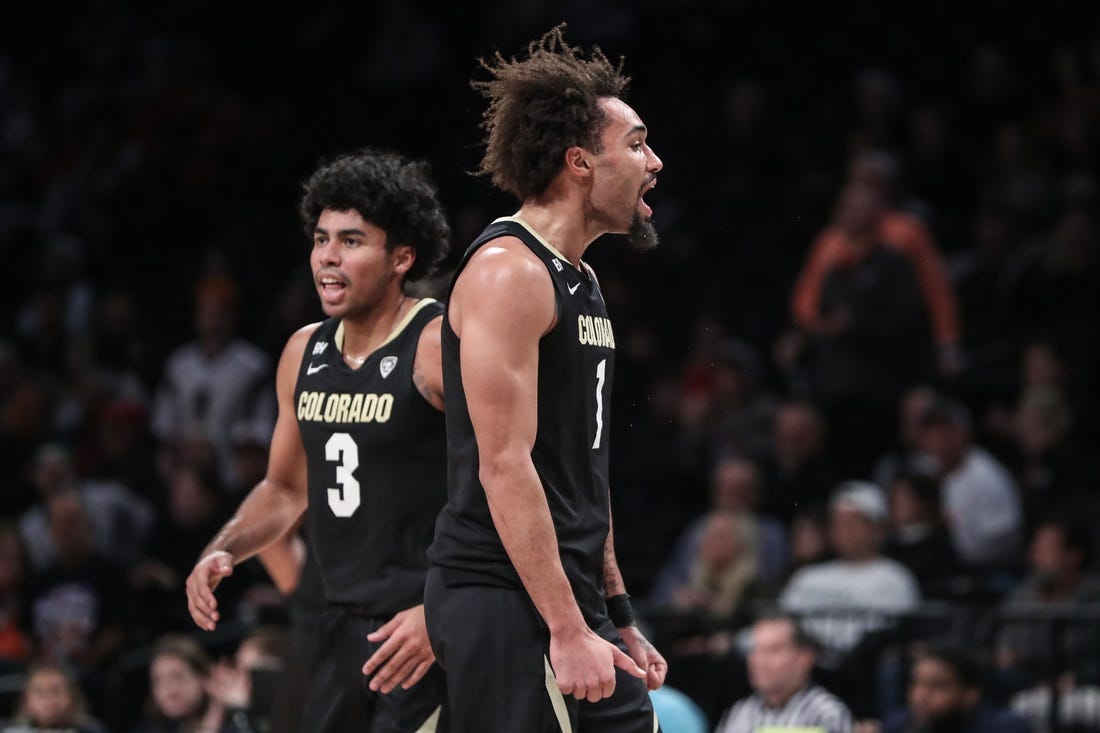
[474,24,631,201]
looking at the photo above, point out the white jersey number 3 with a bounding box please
[593,359,607,450]
[325,432,360,517]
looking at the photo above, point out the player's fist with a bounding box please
[186,551,234,631]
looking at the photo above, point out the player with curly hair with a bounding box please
[186,148,452,732]
[425,26,666,732]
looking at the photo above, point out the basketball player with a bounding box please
[185,149,451,732]
[424,27,667,732]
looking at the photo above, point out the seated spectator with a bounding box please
[132,635,253,733]
[915,396,1022,569]
[0,523,33,670]
[780,482,920,660]
[760,402,838,523]
[657,511,760,624]
[27,490,127,674]
[19,443,153,572]
[0,662,106,733]
[880,644,1033,733]
[995,518,1100,690]
[152,274,275,490]
[651,456,787,604]
[715,614,853,733]
[209,627,287,731]
[787,508,831,576]
[882,468,958,599]
[872,385,937,490]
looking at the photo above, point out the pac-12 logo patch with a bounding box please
[380,356,398,379]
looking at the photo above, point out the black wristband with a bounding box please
[606,593,636,628]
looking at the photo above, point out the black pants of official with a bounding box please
[425,566,659,733]
[300,605,448,732]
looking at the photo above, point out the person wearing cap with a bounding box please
[914,395,1022,569]
[779,481,921,660]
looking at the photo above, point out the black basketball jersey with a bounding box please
[294,299,446,613]
[428,217,617,625]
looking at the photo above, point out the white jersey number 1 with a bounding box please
[593,359,607,450]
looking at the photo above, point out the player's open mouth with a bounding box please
[318,275,348,303]
[639,177,657,218]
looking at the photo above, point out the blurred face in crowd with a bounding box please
[151,652,206,720]
[834,182,885,240]
[31,446,74,497]
[774,405,824,466]
[829,505,881,561]
[0,528,27,594]
[48,493,94,567]
[908,657,978,725]
[916,421,968,474]
[889,477,927,529]
[698,512,742,569]
[711,458,760,512]
[1030,524,1080,591]
[899,387,935,448]
[22,668,77,726]
[195,289,238,347]
[748,619,814,705]
[790,514,828,566]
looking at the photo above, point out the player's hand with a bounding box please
[186,551,234,631]
[549,626,645,703]
[362,604,436,693]
[618,624,668,691]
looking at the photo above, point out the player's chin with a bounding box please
[627,211,659,251]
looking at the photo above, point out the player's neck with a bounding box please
[338,290,414,365]
[515,200,601,268]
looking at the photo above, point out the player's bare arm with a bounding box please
[258,520,306,595]
[411,313,444,411]
[603,514,668,690]
[451,238,644,703]
[185,324,313,631]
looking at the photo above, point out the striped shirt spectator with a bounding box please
[716,614,853,733]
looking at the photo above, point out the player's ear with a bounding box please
[391,245,416,276]
[564,146,592,178]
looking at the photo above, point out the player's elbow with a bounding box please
[478,448,531,494]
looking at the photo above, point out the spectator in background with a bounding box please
[0,662,106,733]
[879,644,1033,733]
[132,635,254,733]
[780,482,920,661]
[714,614,853,733]
[872,385,937,490]
[208,627,287,733]
[846,148,964,373]
[787,508,831,576]
[785,182,932,477]
[152,274,274,490]
[882,468,958,600]
[760,402,837,523]
[0,523,33,670]
[678,338,776,465]
[995,518,1100,691]
[27,490,127,676]
[915,396,1022,569]
[651,456,787,604]
[19,443,153,572]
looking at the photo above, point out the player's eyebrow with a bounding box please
[314,227,369,238]
[624,124,647,139]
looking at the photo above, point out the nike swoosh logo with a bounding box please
[568,282,580,295]
[306,363,329,375]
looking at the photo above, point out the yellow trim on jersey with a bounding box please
[414,705,441,733]
[544,656,573,733]
[333,298,438,357]
[495,215,572,263]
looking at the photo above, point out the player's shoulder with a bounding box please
[281,321,325,363]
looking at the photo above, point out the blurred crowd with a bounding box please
[2,2,1100,731]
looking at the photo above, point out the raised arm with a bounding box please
[450,239,643,702]
[185,325,313,631]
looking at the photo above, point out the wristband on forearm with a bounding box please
[606,593,636,628]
